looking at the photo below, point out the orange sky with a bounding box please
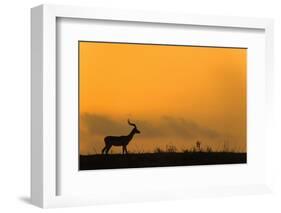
[79,41,247,155]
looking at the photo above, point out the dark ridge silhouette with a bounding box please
[101,119,140,154]
[80,152,247,170]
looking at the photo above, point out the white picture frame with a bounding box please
[31,4,274,208]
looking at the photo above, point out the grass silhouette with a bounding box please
[80,142,246,170]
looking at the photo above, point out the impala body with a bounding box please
[102,120,140,154]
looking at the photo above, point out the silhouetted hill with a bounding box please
[80,152,246,170]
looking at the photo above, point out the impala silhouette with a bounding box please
[102,120,140,155]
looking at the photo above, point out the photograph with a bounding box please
[79,41,247,170]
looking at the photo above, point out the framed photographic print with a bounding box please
[31,4,274,208]
[78,41,247,170]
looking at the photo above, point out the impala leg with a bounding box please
[122,146,125,155]
[101,146,107,154]
[105,145,112,155]
[125,146,128,154]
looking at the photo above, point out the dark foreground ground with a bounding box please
[79,152,247,170]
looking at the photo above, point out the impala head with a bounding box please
[128,119,140,134]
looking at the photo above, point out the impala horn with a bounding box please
[128,119,136,128]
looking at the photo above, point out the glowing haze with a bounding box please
[79,42,246,155]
